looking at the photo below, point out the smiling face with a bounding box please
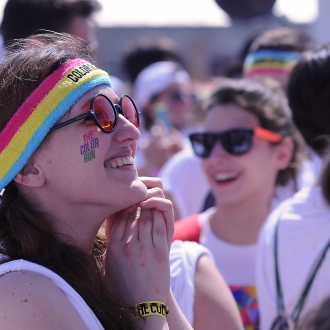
[202,104,284,207]
[30,85,147,221]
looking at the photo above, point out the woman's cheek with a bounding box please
[131,141,137,158]
[79,130,100,164]
[202,159,210,175]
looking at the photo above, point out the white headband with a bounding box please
[133,61,190,111]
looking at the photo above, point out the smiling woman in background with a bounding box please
[173,78,305,330]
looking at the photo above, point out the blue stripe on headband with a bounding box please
[0,76,111,191]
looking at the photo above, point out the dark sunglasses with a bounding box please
[189,127,283,158]
[169,90,195,103]
[50,94,140,133]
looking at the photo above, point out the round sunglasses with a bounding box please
[50,94,140,133]
[189,127,283,158]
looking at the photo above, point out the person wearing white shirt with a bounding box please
[256,44,330,330]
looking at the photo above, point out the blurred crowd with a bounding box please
[1,0,330,329]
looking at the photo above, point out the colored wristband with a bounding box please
[133,301,169,320]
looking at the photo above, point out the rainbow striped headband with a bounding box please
[0,58,111,191]
[243,49,301,78]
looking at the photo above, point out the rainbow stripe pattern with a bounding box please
[243,49,301,78]
[0,58,111,191]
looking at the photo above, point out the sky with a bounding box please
[0,0,318,27]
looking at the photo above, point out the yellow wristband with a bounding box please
[133,301,169,319]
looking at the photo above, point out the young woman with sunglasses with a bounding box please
[173,78,305,330]
[0,32,195,329]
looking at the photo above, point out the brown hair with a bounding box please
[204,77,305,188]
[248,27,316,54]
[0,33,137,329]
[297,297,330,330]
[287,44,330,156]
[1,0,100,43]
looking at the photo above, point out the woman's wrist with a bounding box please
[132,301,169,320]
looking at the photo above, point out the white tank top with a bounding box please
[0,258,104,329]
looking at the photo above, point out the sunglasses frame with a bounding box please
[50,93,140,133]
[189,127,283,158]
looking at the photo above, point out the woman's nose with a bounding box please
[113,114,140,142]
[209,140,230,158]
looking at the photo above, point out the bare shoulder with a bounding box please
[0,270,88,330]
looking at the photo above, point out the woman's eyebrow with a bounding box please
[64,99,90,119]
[81,99,91,111]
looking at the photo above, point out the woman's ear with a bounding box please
[14,158,45,188]
[275,137,294,170]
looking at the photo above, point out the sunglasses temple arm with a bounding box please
[50,113,90,131]
[254,127,283,143]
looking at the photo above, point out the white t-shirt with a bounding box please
[199,207,256,286]
[256,185,330,330]
[0,258,104,329]
[170,240,213,326]
[198,207,259,329]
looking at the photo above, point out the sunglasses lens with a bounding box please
[224,129,253,155]
[121,95,139,128]
[189,133,214,158]
[190,129,254,158]
[93,95,116,131]
[171,90,182,102]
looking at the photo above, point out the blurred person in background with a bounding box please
[256,44,330,330]
[173,78,305,330]
[133,60,198,178]
[243,26,316,89]
[1,0,101,54]
[159,26,317,221]
[203,26,318,212]
[122,36,184,85]
[158,77,218,220]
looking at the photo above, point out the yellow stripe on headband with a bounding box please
[0,59,111,189]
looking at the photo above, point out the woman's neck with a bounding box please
[31,189,107,253]
[209,193,272,245]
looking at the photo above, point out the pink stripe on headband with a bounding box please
[0,59,89,153]
[245,68,292,77]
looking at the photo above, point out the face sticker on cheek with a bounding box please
[80,130,100,163]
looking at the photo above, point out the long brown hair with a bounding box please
[0,33,137,329]
[287,44,330,157]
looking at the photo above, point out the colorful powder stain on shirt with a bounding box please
[230,285,259,330]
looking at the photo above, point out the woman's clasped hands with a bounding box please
[104,177,174,308]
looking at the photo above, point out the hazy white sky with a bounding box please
[0,0,318,26]
[96,0,318,26]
